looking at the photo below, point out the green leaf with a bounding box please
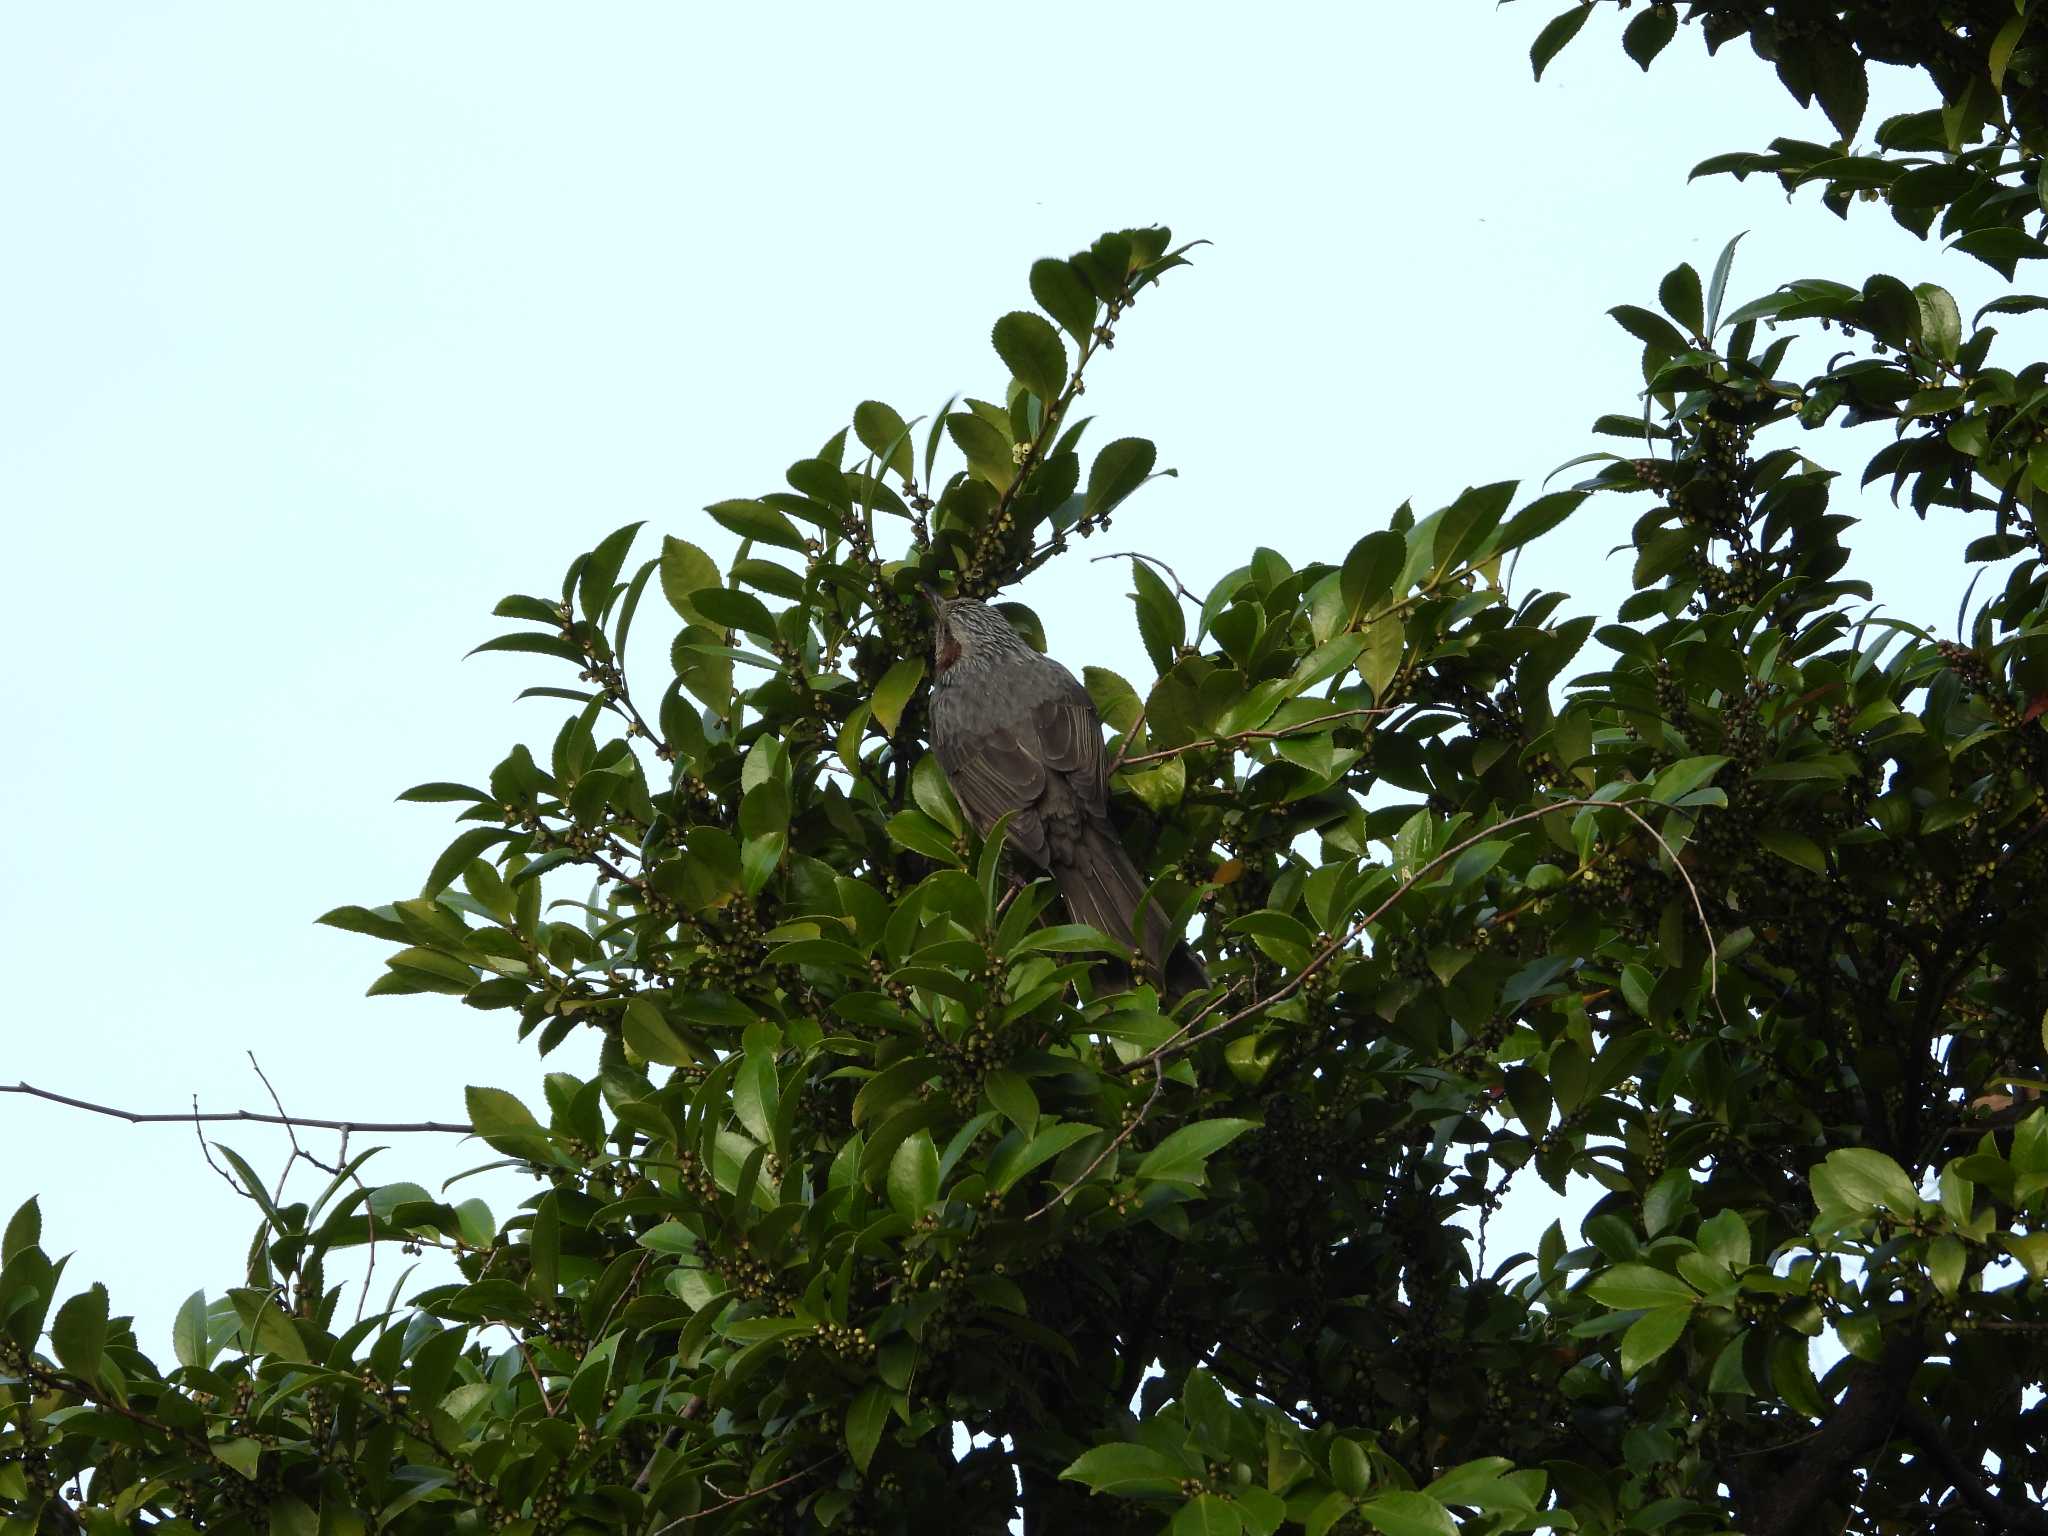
[1815,1146,1921,1215]
[1658,262,1703,334]
[1341,529,1404,617]
[1031,257,1098,344]
[705,498,806,552]
[1587,1263,1698,1311]
[1060,1443,1187,1495]
[578,519,644,622]
[1236,1487,1288,1536]
[1610,304,1690,354]
[1928,1235,1965,1298]
[1085,438,1158,519]
[1496,490,1584,554]
[992,311,1068,403]
[1988,13,2025,94]
[467,631,583,664]
[464,1085,551,1162]
[846,1381,891,1474]
[1135,1118,1257,1187]
[886,809,961,865]
[1622,3,1677,69]
[1173,1494,1244,1536]
[985,1069,1040,1137]
[871,656,925,737]
[1423,1459,1530,1513]
[1620,1305,1689,1378]
[1811,37,1868,139]
[623,997,695,1068]
[173,1288,212,1370]
[888,1130,940,1222]
[1914,284,1961,363]
[1705,231,1746,334]
[423,827,511,900]
[1448,840,1508,892]
[1697,1209,1751,1268]
[2,1199,38,1265]
[51,1283,108,1382]
[1357,615,1403,702]
[1357,1490,1458,1536]
[659,536,721,627]
[853,400,913,480]
[990,1121,1099,1194]
[1330,1436,1372,1497]
[1758,827,1827,874]
[1530,3,1590,80]
[1651,755,1729,803]
[693,585,778,641]
[211,1437,263,1480]
[1131,559,1186,675]
[1123,755,1186,813]
[1709,1330,1754,1394]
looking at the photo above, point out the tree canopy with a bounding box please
[6,4,2048,1533]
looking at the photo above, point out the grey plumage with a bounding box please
[924,595,1209,1000]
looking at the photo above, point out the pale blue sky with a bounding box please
[4,5,2027,1354]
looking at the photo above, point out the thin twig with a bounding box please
[1091,550,1198,604]
[5,1083,470,1135]
[523,1346,559,1417]
[339,1126,379,1326]
[1028,1059,1165,1221]
[1115,707,1391,770]
[248,1053,344,1176]
[1105,703,1148,777]
[648,1456,835,1533]
[634,1398,706,1494]
[189,1096,241,1195]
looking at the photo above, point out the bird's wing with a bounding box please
[932,722,1051,861]
[1032,680,1112,822]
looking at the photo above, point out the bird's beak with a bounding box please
[917,580,944,610]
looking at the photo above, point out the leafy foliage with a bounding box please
[7,6,2048,1533]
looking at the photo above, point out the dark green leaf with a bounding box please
[1530,3,1590,80]
[992,311,1068,403]
[1085,437,1158,519]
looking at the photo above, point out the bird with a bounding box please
[922,588,1210,1000]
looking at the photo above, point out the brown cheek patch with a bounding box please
[937,633,962,672]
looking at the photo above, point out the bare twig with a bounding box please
[1104,703,1148,777]
[339,1126,378,1325]
[6,1082,470,1135]
[634,1398,706,1494]
[189,1096,242,1196]
[1091,550,1198,604]
[247,1053,345,1176]
[1027,1059,1165,1221]
[1115,707,1391,770]
[648,1455,835,1533]
[523,1346,559,1418]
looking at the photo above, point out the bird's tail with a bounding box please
[1051,828,1210,1002]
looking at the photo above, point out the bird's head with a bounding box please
[920,585,1027,677]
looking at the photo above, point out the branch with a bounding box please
[1114,707,1391,770]
[4,1083,471,1135]
[648,1455,835,1533]
[1904,1406,2048,1532]
[1743,1337,1921,1536]
[1027,1058,1164,1221]
[1090,549,1198,604]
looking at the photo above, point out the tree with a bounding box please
[5,3,2047,1531]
